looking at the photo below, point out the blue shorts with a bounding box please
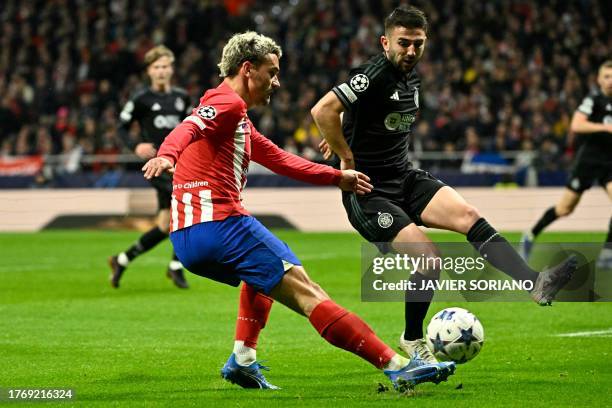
[169,215,301,294]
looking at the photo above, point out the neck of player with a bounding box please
[223,76,257,109]
[151,81,171,93]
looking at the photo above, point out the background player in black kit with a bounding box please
[109,45,191,289]
[521,60,612,268]
[312,6,577,364]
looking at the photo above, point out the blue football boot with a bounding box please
[221,353,280,390]
[384,353,456,392]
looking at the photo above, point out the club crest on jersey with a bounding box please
[377,212,393,228]
[197,105,216,120]
[384,112,416,131]
[175,97,185,112]
[350,74,369,92]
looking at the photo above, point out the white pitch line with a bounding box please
[555,328,612,337]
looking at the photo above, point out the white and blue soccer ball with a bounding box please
[425,307,484,364]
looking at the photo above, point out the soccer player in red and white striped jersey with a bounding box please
[143,31,454,391]
[158,81,344,230]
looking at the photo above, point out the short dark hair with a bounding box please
[384,6,428,35]
[600,60,612,71]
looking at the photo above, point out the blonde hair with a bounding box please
[218,31,282,78]
[144,45,175,66]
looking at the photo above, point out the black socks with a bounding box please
[404,272,435,341]
[125,227,168,260]
[467,218,538,284]
[531,206,558,237]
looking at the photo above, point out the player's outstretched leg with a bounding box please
[167,252,189,288]
[421,186,577,305]
[221,283,276,389]
[468,218,577,306]
[269,265,455,391]
[108,226,168,288]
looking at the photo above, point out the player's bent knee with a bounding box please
[458,204,481,233]
[555,204,575,217]
[465,205,481,222]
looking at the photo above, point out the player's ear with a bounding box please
[242,61,253,78]
[380,35,389,51]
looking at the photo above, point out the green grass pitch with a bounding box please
[1,230,610,407]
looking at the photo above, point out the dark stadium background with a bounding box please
[0,0,610,188]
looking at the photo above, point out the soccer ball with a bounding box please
[425,307,484,364]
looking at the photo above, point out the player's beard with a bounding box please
[262,90,274,105]
[388,50,416,73]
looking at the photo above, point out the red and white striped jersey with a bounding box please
[157,82,342,232]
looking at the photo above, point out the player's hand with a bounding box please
[318,140,334,160]
[142,157,174,179]
[605,123,612,133]
[135,143,157,160]
[338,169,372,195]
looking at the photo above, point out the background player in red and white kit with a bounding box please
[142,31,455,391]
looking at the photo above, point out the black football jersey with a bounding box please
[119,87,191,149]
[332,53,420,179]
[575,90,612,163]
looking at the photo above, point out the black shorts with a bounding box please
[566,159,612,193]
[342,169,446,248]
[148,172,173,210]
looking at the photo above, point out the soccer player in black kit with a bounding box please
[109,45,191,289]
[521,60,612,268]
[312,6,577,364]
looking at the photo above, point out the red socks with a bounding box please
[234,283,274,348]
[234,286,396,369]
[309,300,395,369]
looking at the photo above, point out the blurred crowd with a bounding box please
[0,0,609,174]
